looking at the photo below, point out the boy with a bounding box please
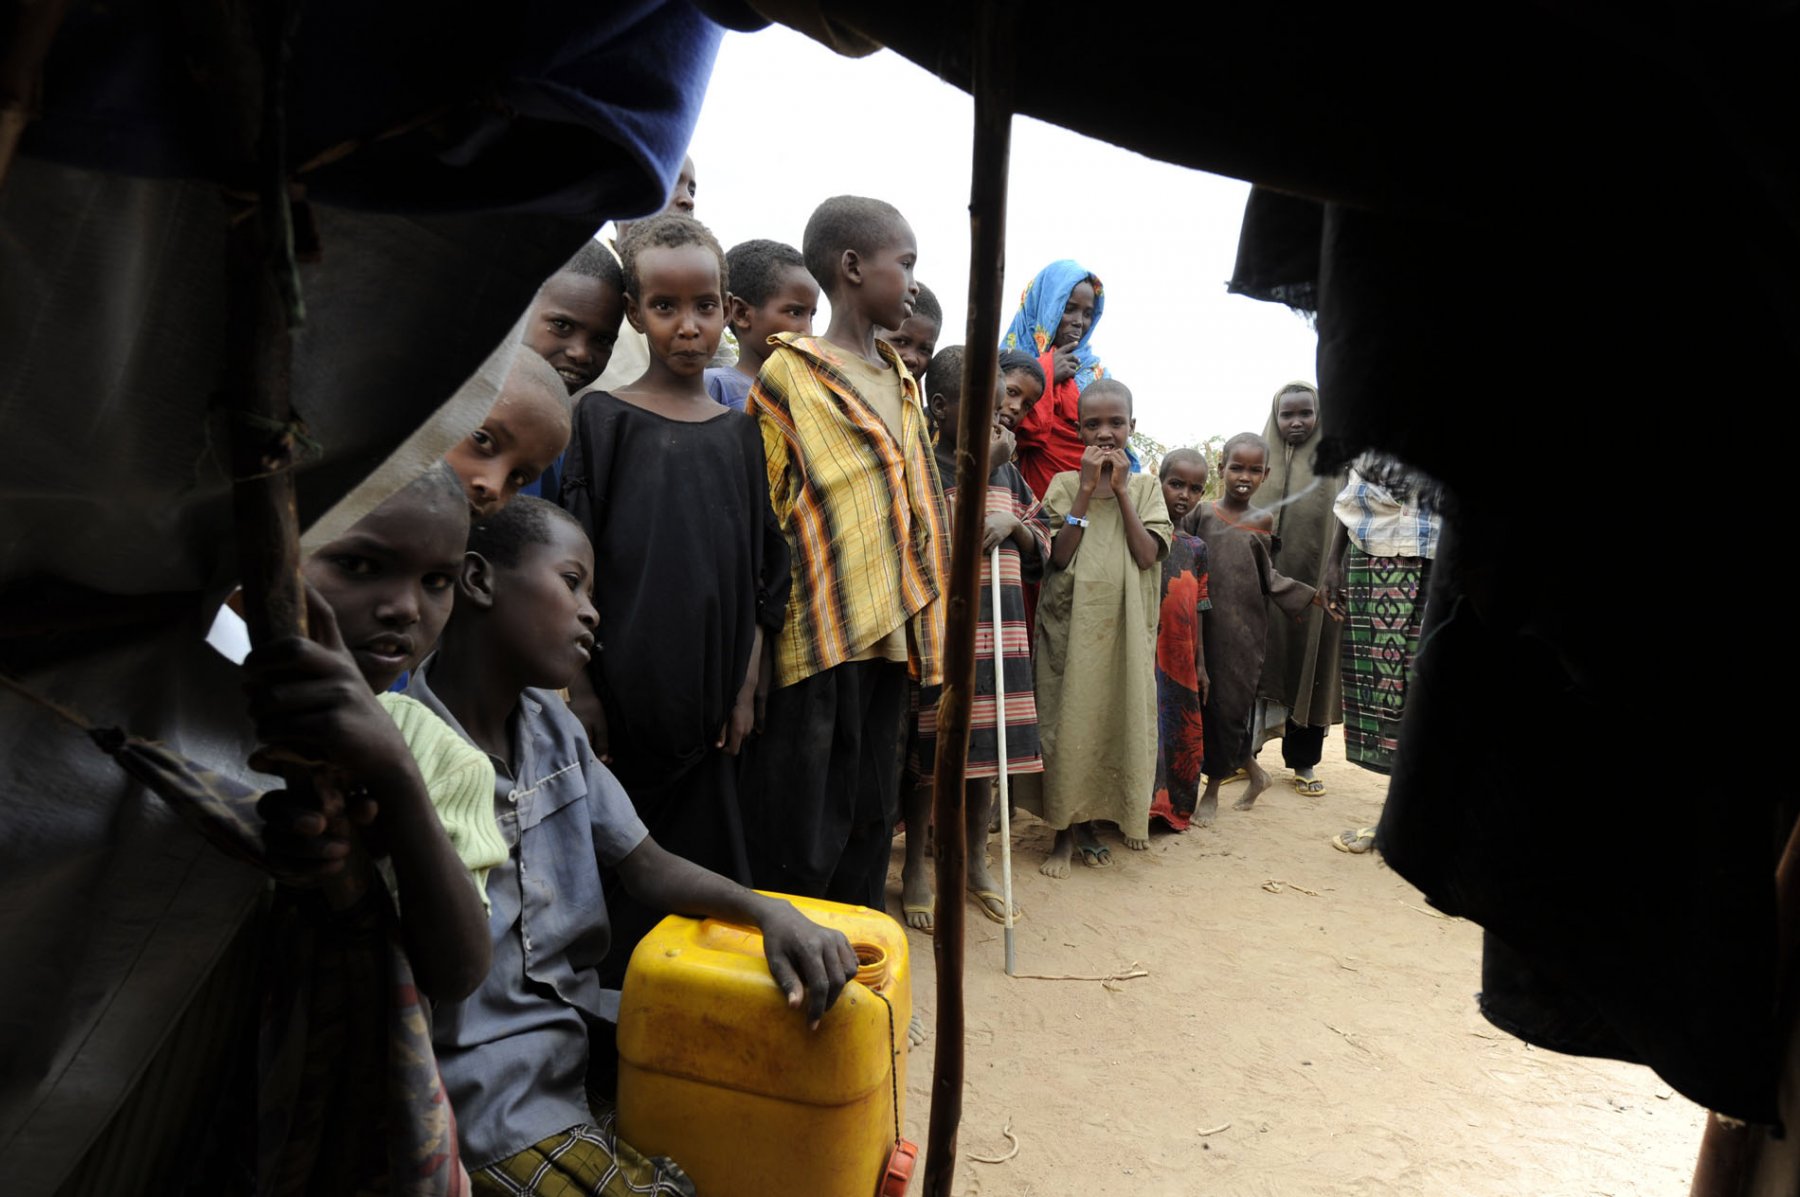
[517,241,626,499]
[704,238,819,411]
[406,497,855,1192]
[247,462,503,1001]
[747,195,950,909]
[444,352,572,517]
[878,280,941,381]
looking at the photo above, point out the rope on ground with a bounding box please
[1007,962,1148,992]
[968,1120,1019,1165]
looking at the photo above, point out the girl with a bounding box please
[899,347,1051,928]
[1253,381,1348,795]
[1025,379,1171,876]
[1001,260,1108,502]
[1187,433,1332,827]
[557,212,789,985]
[1149,449,1213,832]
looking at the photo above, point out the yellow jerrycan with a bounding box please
[616,894,913,1196]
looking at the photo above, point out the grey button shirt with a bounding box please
[406,664,649,1169]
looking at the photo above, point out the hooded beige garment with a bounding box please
[1254,381,1347,727]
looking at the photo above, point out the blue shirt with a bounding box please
[406,663,648,1168]
[703,366,753,412]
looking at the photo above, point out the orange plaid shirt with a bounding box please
[750,333,950,688]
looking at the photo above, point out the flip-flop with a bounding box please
[1076,842,1113,869]
[1332,827,1376,854]
[1292,775,1327,797]
[902,902,935,934]
[1217,768,1250,786]
[968,888,1021,924]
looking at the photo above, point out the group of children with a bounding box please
[234,157,1357,1190]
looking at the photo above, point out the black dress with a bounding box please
[560,393,789,985]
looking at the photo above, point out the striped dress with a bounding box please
[914,451,1050,778]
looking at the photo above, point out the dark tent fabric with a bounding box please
[773,0,1800,1123]
[0,3,758,1191]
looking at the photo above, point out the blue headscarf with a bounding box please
[1001,260,1106,392]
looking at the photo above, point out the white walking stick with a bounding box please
[990,543,1017,975]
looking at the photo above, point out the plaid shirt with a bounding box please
[751,333,950,688]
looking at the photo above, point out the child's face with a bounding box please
[303,486,468,691]
[484,519,600,691]
[1054,280,1098,349]
[1276,390,1318,445]
[997,369,1045,430]
[627,244,725,378]
[1160,458,1209,522]
[666,155,697,216]
[524,272,625,395]
[1077,388,1134,450]
[878,313,939,379]
[1221,445,1269,501]
[444,385,571,518]
[853,221,919,332]
[734,265,819,365]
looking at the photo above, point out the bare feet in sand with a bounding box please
[1196,787,1220,828]
[1124,835,1150,850]
[1041,829,1074,878]
[1233,761,1272,811]
[908,1012,929,1047]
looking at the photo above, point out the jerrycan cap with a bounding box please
[879,1138,918,1195]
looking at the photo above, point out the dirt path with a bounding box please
[890,737,1704,1196]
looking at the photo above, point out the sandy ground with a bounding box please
[888,736,1706,1197]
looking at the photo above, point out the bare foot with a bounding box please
[1233,761,1272,811]
[1124,835,1150,850]
[1040,829,1074,878]
[908,1012,929,1047]
[1196,787,1220,828]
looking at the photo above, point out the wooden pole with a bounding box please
[923,5,1012,1194]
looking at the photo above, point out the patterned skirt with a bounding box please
[1339,547,1430,775]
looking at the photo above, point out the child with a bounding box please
[704,239,819,411]
[899,346,1050,930]
[524,240,627,398]
[248,463,503,1001]
[997,347,1046,431]
[517,240,627,499]
[1188,432,1332,826]
[877,281,942,381]
[1148,449,1214,831]
[1024,379,1171,876]
[408,497,855,1191]
[1252,381,1347,795]
[557,212,790,986]
[443,351,572,517]
[747,194,950,909]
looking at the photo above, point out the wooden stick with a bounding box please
[924,5,1013,1195]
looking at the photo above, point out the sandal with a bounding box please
[1292,774,1327,797]
[1332,827,1376,854]
[968,887,1021,924]
[902,902,935,934]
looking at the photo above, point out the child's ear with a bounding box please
[623,292,646,335]
[727,294,752,333]
[840,248,862,287]
[459,551,497,610]
[928,391,948,422]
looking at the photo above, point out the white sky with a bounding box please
[651,24,1319,449]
